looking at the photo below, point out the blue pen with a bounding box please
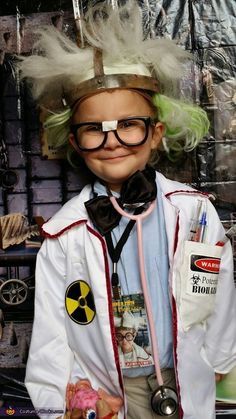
[189,200,203,241]
[195,211,207,243]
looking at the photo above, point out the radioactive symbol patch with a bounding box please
[65,280,96,325]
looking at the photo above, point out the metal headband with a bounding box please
[63,49,158,107]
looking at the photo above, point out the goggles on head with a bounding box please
[63,49,159,108]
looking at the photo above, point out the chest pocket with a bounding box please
[178,241,223,331]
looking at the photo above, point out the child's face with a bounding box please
[70,89,163,191]
[115,327,136,354]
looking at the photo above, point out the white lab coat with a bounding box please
[25,172,236,419]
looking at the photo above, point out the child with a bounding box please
[114,311,154,369]
[18,2,236,419]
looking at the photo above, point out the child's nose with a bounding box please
[104,130,121,149]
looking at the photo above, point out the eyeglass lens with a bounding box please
[116,332,135,342]
[73,117,150,150]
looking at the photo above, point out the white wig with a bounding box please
[114,311,145,331]
[17,0,209,160]
[18,1,189,107]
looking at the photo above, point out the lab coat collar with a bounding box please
[42,172,205,238]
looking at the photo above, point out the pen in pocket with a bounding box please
[194,210,207,243]
[189,200,203,241]
[189,200,207,243]
[215,224,236,246]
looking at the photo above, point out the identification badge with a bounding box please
[112,293,154,369]
[178,241,223,331]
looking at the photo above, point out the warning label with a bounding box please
[187,254,220,296]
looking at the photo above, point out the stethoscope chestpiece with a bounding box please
[151,386,178,417]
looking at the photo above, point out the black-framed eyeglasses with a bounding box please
[116,332,135,342]
[70,116,155,151]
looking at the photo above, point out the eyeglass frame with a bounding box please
[115,331,136,342]
[70,116,155,152]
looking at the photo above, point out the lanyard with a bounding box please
[105,206,144,299]
[109,196,164,387]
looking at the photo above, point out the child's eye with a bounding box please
[84,124,102,133]
[119,120,140,130]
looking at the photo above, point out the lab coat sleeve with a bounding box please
[25,237,74,419]
[204,204,236,374]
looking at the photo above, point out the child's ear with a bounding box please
[69,133,81,155]
[151,122,164,150]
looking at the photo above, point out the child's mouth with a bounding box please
[102,154,129,161]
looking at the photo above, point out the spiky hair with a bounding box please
[18,0,190,107]
[17,0,209,162]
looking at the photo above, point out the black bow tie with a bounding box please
[84,166,157,235]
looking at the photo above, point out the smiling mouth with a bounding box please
[102,155,129,160]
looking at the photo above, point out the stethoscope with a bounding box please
[110,196,178,417]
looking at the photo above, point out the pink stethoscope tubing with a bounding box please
[110,196,164,387]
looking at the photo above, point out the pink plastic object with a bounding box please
[110,197,164,387]
[70,388,99,411]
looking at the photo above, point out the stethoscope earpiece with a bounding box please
[151,386,178,417]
